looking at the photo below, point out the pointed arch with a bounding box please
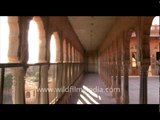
[50,32,61,63]
[27,16,46,64]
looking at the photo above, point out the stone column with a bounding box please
[139,63,149,104]
[65,41,69,87]
[62,40,67,91]
[112,43,117,98]
[56,31,63,101]
[136,18,151,104]
[116,39,122,104]
[105,50,108,87]
[99,53,103,82]
[39,65,49,104]
[75,49,78,79]
[116,63,122,103]
[62,39,69,104]
[103,52,106,84]
[70,46,73,84]
[0,68,4,104]
[70,46,73,83]
[8,17,20,63]
[68,42,71,86]
[56,63,63,101]
[138,34,150,104]
[38,17,49,104]
[122,61,129,104]
[11,67,26,104]
[101,52,104,83]
[105,50,109,87]
[108,48,112,88]
[66,42,71,104]
[74,49,76,81]
[10,17,30,104]
[122,31,130,104]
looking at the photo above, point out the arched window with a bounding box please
[150,16,160,75]
[50,34,56,63]
[28,16,46,64]
[150,16,159,37]
[28,18,39,64]
[25,91,30,98]
[50,32,60,63]
[152,16,159,25]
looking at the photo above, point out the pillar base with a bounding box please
[122,96,129,104]
[139,64,149,104]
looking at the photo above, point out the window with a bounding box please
[28,16,46,64]
[27,19,39,64]
[50,35,57,63]
[26,91,30,98]
[50,32,60,63]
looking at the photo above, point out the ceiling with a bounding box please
[68,16,117,51]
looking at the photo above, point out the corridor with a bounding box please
[70,73,116,104]
[0,16,159,104]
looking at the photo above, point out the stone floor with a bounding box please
[70,73,159,104]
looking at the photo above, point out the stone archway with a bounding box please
[149,16,160,76]
[33,17,46,63]
[27,16,46,64]
[0,16,20,63]
[48,32,62,103]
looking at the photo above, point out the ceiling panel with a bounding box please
[68,16,117,51]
